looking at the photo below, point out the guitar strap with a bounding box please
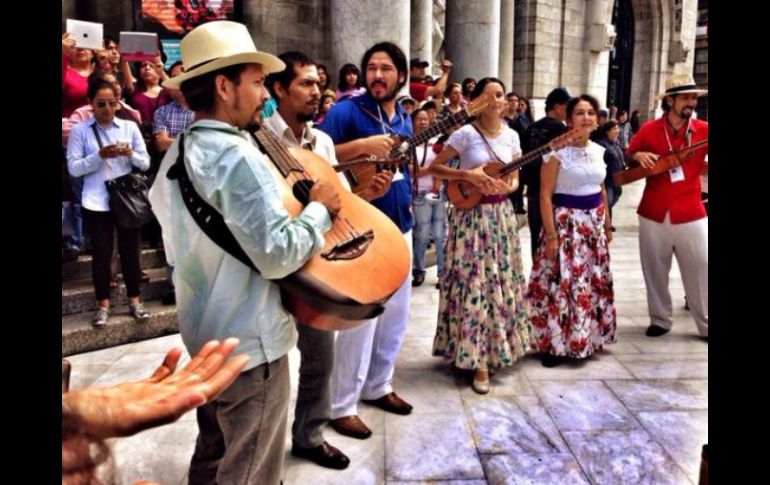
[470,123,508,165]
[166,132,260,274]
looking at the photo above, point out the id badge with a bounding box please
[669,166,685,183]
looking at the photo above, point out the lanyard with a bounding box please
[663,119,691,154]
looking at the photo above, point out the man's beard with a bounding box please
[296,110,316,123]
[367,81,400,102]
[679,106,694,119]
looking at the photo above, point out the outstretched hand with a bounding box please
[62,338,249,439]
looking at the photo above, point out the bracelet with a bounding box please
[543,233,558,242]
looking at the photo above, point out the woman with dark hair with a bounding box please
[67,80,152,326]
[629,109,642,134]
[437,82,463,122]
[527,94,617,368]
[429,77,531,394]
[129,59,172,127]
[317,63,331,92]
[460,77,476,104]
[594,120,625,227]
[335,63,365,101]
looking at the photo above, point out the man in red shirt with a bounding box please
[408,57,452,102]
[626,74,708,339]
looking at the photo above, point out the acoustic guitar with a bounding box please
[249,124,411,331]
[446,126,593,209]
[338,92,496,195]
[612,139,708,186]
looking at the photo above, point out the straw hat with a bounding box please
[655,74,708,100]
[163,21,285,90]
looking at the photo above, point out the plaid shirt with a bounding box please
[152,100,194,138]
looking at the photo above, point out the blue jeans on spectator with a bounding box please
[64,175,84,251]
[412,190,447,279]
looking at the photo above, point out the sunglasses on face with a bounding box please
[95,100,119,108]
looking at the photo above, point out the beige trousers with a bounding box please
[638,214,708,336]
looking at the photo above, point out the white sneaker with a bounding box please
[92,307,110,326]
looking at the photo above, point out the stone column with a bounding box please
[411,0,433,69]
[584,0,613,104]
[444,0,501,83]
[330,0,410,78]
[498,0,514,90]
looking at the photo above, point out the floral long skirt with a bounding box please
[432,200,532,370]
[527,205,617,358]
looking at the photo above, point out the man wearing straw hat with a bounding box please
[149,21,341,484]
[626,74,708,339]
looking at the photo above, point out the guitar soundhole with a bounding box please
[292,179,314,205]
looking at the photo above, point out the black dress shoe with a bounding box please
[162,290,176,305]
[412,275,425,287]
[362,392,413,415]
[541,354,562,368]
[645,325,670,337]
[291,441,350,470]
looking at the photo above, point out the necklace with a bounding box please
[477,120,502,136]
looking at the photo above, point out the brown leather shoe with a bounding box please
[329,415,372,440]
[362,392,413,415]
[291,441,350,469]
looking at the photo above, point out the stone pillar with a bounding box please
[584,0,614,105]
[498,0,514,90]
[445,0,501,83]
[411,0,433,69]
[330,0,410,78]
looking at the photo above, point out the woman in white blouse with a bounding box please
[429,77,531,394]
[527,94,617,367]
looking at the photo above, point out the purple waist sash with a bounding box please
[479,194,509,204]
[552,192,602,210]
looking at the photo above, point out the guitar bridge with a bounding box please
[321,229,374,261]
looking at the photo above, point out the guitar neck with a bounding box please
[498,144,553,176]
[397,109,470,154]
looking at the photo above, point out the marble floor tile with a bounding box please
[606,379,708,411]
[533,380,639,431]
[395,336,445,370]
[481,453,590,485]
[635,410,708,484]
[615,354,708,379]
[123,332,183,354]
[89,351,174,388]
[112,419,198,485]
[385,415,484,482]
[391,368,464,415]
[389,481,487,485]
[67,341,133,365]
[521,352,634,381]
[465,395,568,454]
[68,363,111,390]
[563,429,693,485]
[628,336,709,355]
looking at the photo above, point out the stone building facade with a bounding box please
[63,0,700,121]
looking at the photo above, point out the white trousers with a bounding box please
[330,231,412,419]
[638,214,708,336]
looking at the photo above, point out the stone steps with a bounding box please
[62,248,167,282]
[62,267,173,316]
[62,300,179,357]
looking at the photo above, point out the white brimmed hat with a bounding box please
[163,21,285,90]
[655,74,708,100]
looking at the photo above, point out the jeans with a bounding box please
[64,175,84,251]
[412,190,447,278]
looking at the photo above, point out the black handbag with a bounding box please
[92,125,153,229]
[105,171,153,229]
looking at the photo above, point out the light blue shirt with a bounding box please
[149,119,332,370]
[67,117,150,211]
